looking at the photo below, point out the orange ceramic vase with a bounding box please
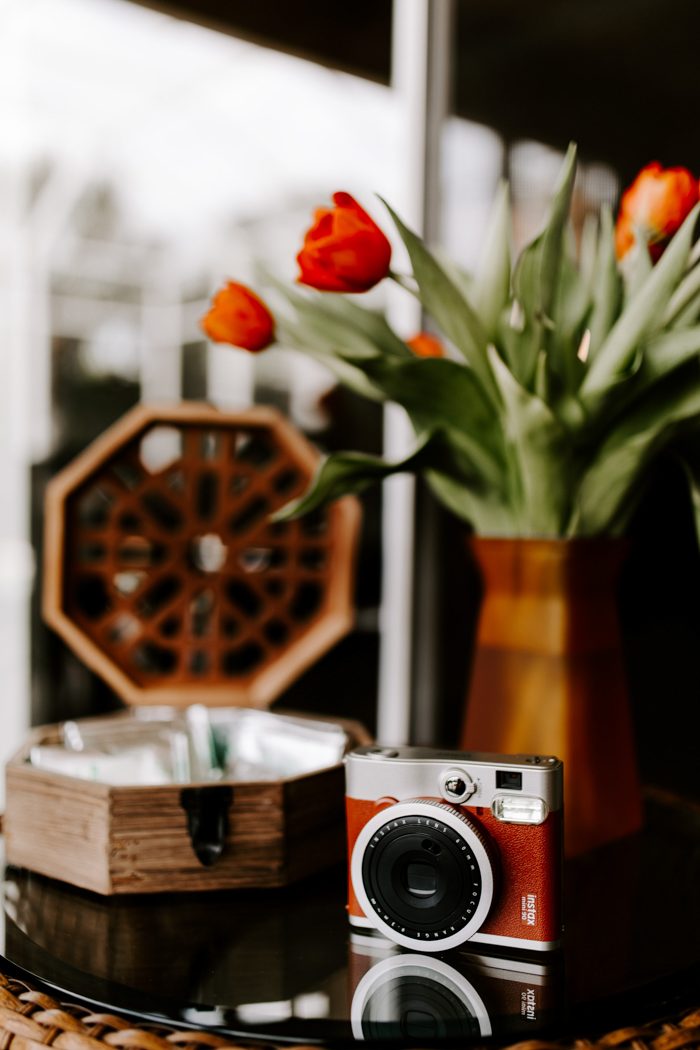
[460,537,643,857]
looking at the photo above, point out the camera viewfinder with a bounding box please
[496,770,522,790]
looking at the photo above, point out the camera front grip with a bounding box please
[475,806,562,946]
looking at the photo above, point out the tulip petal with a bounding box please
[297,192,392,293]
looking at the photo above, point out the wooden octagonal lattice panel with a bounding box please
[43,403,360,707]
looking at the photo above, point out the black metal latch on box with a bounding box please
[180,786,233,866]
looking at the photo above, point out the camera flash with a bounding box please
[492,795,548,825]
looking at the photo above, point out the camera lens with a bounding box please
[352,799,495,950]
[404,860,438,899]
[364,818,477,927]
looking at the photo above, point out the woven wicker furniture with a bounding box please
[0,963,698,1050]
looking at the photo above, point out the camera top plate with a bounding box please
[345,747,562,811]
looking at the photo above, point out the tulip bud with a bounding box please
[615,162,699,261]
[407,332,445,358]
[201,281,275,352]
[297,192,392,293]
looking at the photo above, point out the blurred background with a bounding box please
[1,0,699,808]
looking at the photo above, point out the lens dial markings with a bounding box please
[361,812,483,942]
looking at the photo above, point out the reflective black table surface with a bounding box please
[1,793,699,1046]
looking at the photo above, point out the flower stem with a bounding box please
[389,270,419,297]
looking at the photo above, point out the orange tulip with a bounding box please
[201,281,275,352]
[615,162,698,261]
[407,332,445,358]
[297,191,392,293]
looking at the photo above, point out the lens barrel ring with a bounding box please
[351,798,496,953]
[402,798,493,852]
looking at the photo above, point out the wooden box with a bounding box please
[4,403,369,895]
[4,714,370,895]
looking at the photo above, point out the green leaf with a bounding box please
[270,279,396,361]
[276,316,387,402]
[581,202,700,408]
[538,143,578,330]
[578,212,600,288]
[511,143,578,388]
[512,233,542,323]
[663,260,700,328]
[272,434,428,520]
[273,430,445,520]
[360,356,505,489]
[673,295,700,330]
[278,302,508,492]
[487,346,571,535]
[503,320,543,390]
[305,291,412,358]
[571,366,700,535]
[494,305,531,381]
[554,221,596,342]
[636,326,700,390]
[266,268,404,352]
[679,450,700,550]
[587,206,622,361]
[432,249,475,302]
[513,145,577,324]
[380,199,498,403]
[548,257,588,395]
[621,229,652,306]
[472,181,512,338]
[425,470,518,534]
[534,350,549,402]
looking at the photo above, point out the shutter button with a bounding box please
[366,747,400,758]
[439,768,476,804]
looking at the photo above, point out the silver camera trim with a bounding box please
[345,747,562,811]
[350,952,493,1041]
[350,800,496,953]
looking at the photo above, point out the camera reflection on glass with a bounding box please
[348,932,563,1041]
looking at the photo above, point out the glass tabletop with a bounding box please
[1,793,699,1045]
